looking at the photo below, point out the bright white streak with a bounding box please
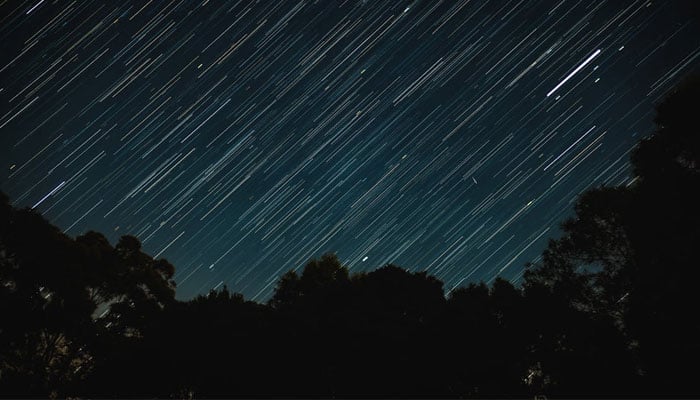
[32,181,66,209]
[546,49,601,97]
[26,0,45,14]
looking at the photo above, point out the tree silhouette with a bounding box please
[0,195,178,397]
[1,195,95,396]
[525,74,700,395]
[1,75,698,398]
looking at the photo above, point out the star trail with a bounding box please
[1,0,698,301]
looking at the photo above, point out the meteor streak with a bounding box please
[547,49,601,97]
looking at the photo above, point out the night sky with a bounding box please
[1,0,698,301]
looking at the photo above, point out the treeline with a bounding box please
[1,77,698,398]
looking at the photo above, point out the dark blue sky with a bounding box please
[2,0,698,301]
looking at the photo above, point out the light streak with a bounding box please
[547,49,601,97]
[26,0,44,14]
[32,181,66,209]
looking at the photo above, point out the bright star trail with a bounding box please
[1,0,698,301]
[546,49,601,97]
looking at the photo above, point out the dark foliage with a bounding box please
[525,74,700,396]
[1,77,698,398]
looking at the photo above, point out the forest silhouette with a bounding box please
[1,76,698,398]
